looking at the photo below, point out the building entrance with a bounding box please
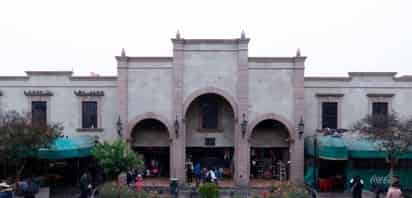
[186,147,234,178]
[131,118,171,178]
[133,147,170,177]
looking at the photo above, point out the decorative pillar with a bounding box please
[234,32,250,186]
[290,49,306,183]
[116,48,129,141]
[171,31,186,182]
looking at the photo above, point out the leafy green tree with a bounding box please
[91,140,143,179]
[0,110,63,178]
[352,113,412,176]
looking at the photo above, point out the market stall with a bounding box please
[305,134,412,192]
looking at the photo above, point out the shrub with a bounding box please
[271,182,311,198]
[198,182,219,198]
[91,140,143,179]
[98,182,149,198]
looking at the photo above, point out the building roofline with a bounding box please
[25,71,73,76]
[171,38,250,44]
[348,72,397,77]
[115,56,173,62]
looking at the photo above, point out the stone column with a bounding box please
[116,52,129,141]
[234,36,250,186]
[171,37,186,183]
[290,54,306,183]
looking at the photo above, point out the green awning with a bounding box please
[305,135,349,160]
[37,136,96,159]
[305,134,412,160]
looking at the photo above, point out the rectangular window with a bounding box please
[322,102,338,129]
[372,102,388,116]
[82,101,97,128]
[200,97,219,129]
[205,137,216,146]
[32,101,47,126]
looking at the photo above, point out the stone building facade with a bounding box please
[1,34,412,186]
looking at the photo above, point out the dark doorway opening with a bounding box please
[133,147,170,177]
[186,147,234,178]
[318,159,346,192]
[250,147,289,180]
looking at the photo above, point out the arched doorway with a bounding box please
[185,93,236,182]
[250,119,290,181]
[131,118,170,177]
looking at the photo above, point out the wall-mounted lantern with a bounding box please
[174,115,179,138]
[116,116,123,138]
[298,116,304,139]
[241,113,248,138]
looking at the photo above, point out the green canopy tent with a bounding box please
[305,135,348,160]
[37,136,96,159]
[304,134,412,190]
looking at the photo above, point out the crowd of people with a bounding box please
[349,175,403,198]
[186,158,223,187]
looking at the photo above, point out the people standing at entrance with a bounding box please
[194,162,201,187]
[201,168,208,183]
[386,176,402,198]
[350,176,364,198]
[185,158,194,183]
[206,168,217,184]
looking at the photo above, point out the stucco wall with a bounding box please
[250,128,289,147]
[126,67,173,122]
[304,73,412,136]
[248,69,295,123]
[182,49,238,101]
[0,73,118,141]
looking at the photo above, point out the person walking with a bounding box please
[350,175,364,198]
[79,172,92,198]
[193,162,201,187]
[185,158,194,184]
[135,175,143,192]
[23,177,39,198]
[386,176,402,198]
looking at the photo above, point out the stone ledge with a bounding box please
[76,128,104,132]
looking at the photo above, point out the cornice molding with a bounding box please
[25,71,73,76]
[366,93,395,98]
[70,76,117,81]
[74,90,105,97]
[315,93,344,97]
[24,90,53,96]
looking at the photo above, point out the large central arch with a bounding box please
[184,88,237,182]
[183,87,238,120]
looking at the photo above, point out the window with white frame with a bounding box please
[32,101,47,126]
[82,101,98,128]
[316,94,343,130]
[367,94,393,116]
[74,90,104,131]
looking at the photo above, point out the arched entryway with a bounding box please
[250,119,291,181]
[185,93,236,183]
[131,118,171,177]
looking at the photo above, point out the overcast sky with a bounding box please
[1,0,411,76]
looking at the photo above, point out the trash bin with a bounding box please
[170,178,179,197]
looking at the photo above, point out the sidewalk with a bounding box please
[319,191,377,198]
[15,187,49,198]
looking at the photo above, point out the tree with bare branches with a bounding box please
[0,110,63,179]
[352,113,412,176]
